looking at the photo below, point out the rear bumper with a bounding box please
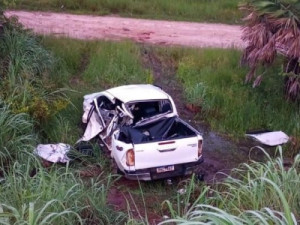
[122,156,204,181]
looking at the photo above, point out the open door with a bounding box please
[78,94,116,143]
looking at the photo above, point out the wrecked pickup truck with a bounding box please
[79,84,203,180]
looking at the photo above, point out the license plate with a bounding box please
[156,165,175,173]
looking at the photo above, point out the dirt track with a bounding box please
[5,10,245,49]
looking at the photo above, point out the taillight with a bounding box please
[126,149,135,166]
[198,140,203,157]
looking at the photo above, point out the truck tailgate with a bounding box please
[134,136,199,170]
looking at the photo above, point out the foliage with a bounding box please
[0,24,54,86]
[0,101,36,167]
[162,147,300,224]
[173,48,300,137]
[0,23,69,122]
[0,161,126,224]
[240,0,300,100]
[10,0,242,24]
[83,41,148,88]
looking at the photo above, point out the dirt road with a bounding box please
[5,10,245,49]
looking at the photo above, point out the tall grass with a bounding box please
[0,101,36,167]
[162,147,300,224]
[173,48,300,138]
[0,23,70,123]
[11,0,242,24]
[83,41,149,88]
[0,24,54,87]
[0,160,126,224]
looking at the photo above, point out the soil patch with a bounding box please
[5,10,245,49]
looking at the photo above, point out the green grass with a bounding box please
[162,148,300,224]
[11,0,242,24]
[0,159,125,224]
[165,48,300,138]
[0,102,36,167]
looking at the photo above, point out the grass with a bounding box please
[0,159,126,224]
[162,147,300,224]
[37,38,300,222]
[152,48,300,139]
[0,24,133,224]
[10,0,242,24]
[0,102,36,168]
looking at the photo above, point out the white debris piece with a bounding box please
[34,143,71,163]
[177,188,186,195]
[246,131,289,146]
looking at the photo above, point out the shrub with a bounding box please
[0,22,70,123]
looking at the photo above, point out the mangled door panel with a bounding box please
[80,94,134,149]
[79,94,116,144]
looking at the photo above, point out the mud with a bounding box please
[5,10,245,49]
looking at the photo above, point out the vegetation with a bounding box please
[0,0,5,34]
[146,48,300,139]
[0,160,125,224]
[240,0,300,100]
[163,148,299,224]
[0,102,36,168]
[0,23,69,124]
[10,0,242,24]
[0,6,299,223]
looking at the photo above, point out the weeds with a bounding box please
[173,48,300,138]
[0,22,70,123]
[83,41,148,88]
[0,101,36,167]
[0,24,54,87]
[162,147,300,224]
[0,160,126,224]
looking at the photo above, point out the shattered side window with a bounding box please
[97,96,115,110]
[127,100,173,124]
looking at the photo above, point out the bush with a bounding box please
[0,22,69,123]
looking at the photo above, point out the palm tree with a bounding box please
[0,2,5,35]
[240,0,300,100]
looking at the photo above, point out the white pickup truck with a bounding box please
[80,84,203,181]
